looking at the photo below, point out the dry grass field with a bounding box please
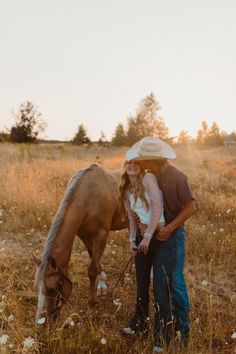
[0,143,236,354]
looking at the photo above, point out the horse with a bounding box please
[33,163,128,323]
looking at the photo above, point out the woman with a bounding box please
[119,148,174,352]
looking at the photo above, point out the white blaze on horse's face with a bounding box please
[36,281,45,322]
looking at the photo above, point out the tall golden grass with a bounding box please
[0,143,235,353]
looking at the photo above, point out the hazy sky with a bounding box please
[0,0,235,141]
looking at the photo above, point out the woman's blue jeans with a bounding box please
[134,233,174,343]
[171,227,190,338]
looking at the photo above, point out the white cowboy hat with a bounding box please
[125,136,176,161]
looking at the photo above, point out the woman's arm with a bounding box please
[142,173,164,237]
[138,173,164,255]
[124,197,137,243]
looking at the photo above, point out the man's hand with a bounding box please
[156,225,172,241]
[138,237,150,255]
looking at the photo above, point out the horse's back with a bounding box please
[71,164,123,233]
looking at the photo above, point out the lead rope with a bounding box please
[108,255,133,297]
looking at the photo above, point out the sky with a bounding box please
[0,0,235,141]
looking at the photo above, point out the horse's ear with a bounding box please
[48,256,58,270]
[32,253,42,267]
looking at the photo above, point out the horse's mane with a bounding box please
[35,164,98,289]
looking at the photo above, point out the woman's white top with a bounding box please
[129,192,165,225]
[125,172,165,242]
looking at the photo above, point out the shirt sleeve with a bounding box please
[142,173,164,236]
[176,170,195,205]
[124,192,137,242]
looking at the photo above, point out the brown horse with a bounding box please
[34,163,127,322]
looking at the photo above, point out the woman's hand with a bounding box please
[129,241,138,256]
[138,237,150,255]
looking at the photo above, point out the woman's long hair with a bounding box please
[118,161,149,219]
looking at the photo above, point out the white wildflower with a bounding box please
[8,315,14,322]
[195,318,200,324]
[213,231,216,235]
[0,334,9,345]
[23,337,35,348]
[36,317,45,325]
[201,280,208,286]
[113,298,122,311]
[8,343,14,349]
[219,228,224,232]
[101,338,107,345]
[69,320,75,327]
[231,332,236,339]
[176,330,181,340]
[113,299,122,306]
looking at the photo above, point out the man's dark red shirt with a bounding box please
[156,162,195,224]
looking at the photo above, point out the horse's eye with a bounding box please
[47,287,57,296]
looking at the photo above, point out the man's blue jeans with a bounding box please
[171,227,190,338]
[134,233,174,343]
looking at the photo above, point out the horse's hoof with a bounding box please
[97,285,107,297]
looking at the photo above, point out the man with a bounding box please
[128,136,197,348]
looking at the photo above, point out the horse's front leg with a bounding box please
[87,229,107,309]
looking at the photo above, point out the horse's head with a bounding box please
[33,254,72,323]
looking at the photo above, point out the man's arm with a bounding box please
[157,200,197,241]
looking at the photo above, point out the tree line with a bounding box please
[0,94,235,146]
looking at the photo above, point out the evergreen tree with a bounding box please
[72,124,91,145]
[111,123,127,146]
[126,93,169,145]
[177,130,192,145]
[98,131,107,146]
[196,121,209,145]
[196,121,225,146]
[0,131,9,142]
[206,122,225,146]
[9,101,46,143]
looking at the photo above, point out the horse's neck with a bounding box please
[50,217,79,274]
